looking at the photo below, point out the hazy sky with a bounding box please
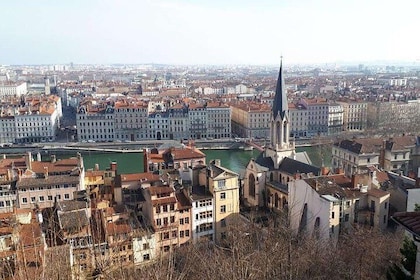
[1,0,419,65]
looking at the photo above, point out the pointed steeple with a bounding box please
[272,57,288,120]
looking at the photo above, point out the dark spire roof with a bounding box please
[272,58,288,120]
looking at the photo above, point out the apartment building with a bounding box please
[328,103,344,135]
[206,102,231,139]
[298,98,329,136]
[114,99,148,141]
[190,185,214,243]
[0,95,62,143]
[55,200,93,276]
[289,103,309,138]
[0,82,27,98]
[230,101,271,139]
[0,209,45,279]
[142,186,179,253]
[201,159,239,243]
[168,104,189,140]
[332,136,417,176]
[188,103,207,139]
[176,191,192,246]
[289,175,390,243]
[77,102,115,142]
[15,153,85,209]
[144,145,206,173]
[337,100,368,131]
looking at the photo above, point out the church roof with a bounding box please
[255,152,320,176]
[279,157,320,176]
[272,59,288,120]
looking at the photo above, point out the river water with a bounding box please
[81,146,331,176]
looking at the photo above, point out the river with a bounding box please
[81,145,331,176]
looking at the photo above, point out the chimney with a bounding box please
[44,167,48,180]
[212,159,221,167]
[94,164,99,171]
[321,166,329,175]
[143,148,149,172]
[110,161,117,172]
[51,154,56,163]
[351,174,357,188]
[37,152,42,162]
[25,152,32,170]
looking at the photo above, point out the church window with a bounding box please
[248,174,255,198]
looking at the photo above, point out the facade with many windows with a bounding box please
[0,95,62,143]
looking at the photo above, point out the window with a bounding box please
[156,206,160,214]
[31,197,36,203]
[185,230,190,237]
[185,217,189,224]
[221,218,226,227]
[156,219,161,226]
[143,243,150,250]
[331,225,335,233]
[218,180,226,189]
[163,232,169,240]
[163,205,168,212]
[220,205,226,213]
[39,196,45,202]
[170,204,175,211]
[170,216,175,223]
[48,195,53,201]
[172,230,177,238]
[64,194,70,200]
[331,212,335,219]
[179,218,184,225]
[383,215,387,224]
[180,231,184,238]
[344,214,349,222]
[143,254,150,261]
[22,197,27,204]
[346,201,350,208]
[220,192,226,200]
[385,202,388,209]
[163,217,168,225]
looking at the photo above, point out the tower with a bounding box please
[265,58,295,168]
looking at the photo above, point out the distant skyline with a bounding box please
[1,0,420,66]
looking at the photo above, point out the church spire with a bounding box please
[272,57,288,120]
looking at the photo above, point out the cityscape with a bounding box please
[1,1,420,279]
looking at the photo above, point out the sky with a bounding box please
[0,0,419,65]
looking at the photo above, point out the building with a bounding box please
[289,174,390,243]
[142,185,180,253]
[189,185,214,243]
[199,159,239,243]
[332,136,417,176]
[0,95,62,144]
[0,82,27,98]
[230,101,271,139]
[16,153,85,209]
[337,100,368,132]
[243,60,320,210]
[206,101,231,139]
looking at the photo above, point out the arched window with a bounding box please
[270,173,274,182]
[282,197,287,209]
[274,193,279,208]
[276,121,281,144]
[248,173,255,198]
[314,217,320,239]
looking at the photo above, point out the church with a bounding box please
[243,60,320,211]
